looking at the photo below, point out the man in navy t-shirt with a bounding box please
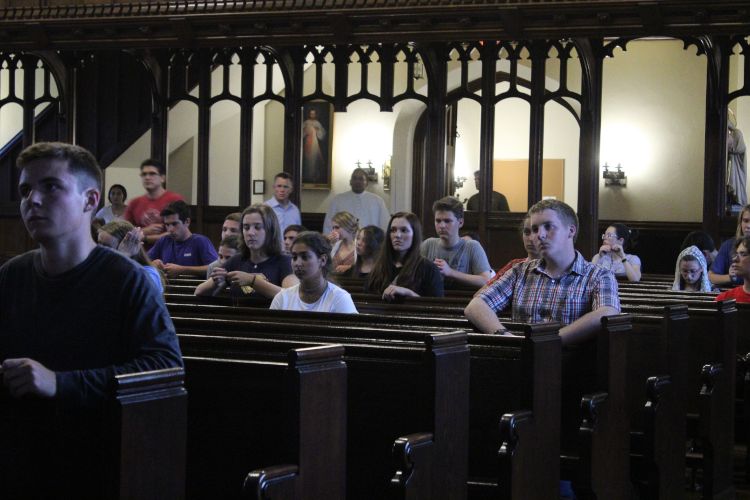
[148,200,218,278]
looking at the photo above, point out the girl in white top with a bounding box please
[92,184,127,228]
[592,223,642,281]
[271,231,358,314]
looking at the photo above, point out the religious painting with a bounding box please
[301,101,334,190]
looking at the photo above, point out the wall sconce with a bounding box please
[382,156,392,191]
[355,159,378,182]
[453,175,467,196]
[602,162,627,187]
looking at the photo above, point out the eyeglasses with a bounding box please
[140,172,161,178]
[680,269,701,276]
[602,233,618,240]
[731,252,750,259]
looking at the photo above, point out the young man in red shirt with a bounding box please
[715,235,750,303]
[123,158,185,246]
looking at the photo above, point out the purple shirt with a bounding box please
[147,234,218,267]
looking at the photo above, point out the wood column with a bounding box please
[196,49,211,211]
[702,35,730,242]
[238,47,255,209]
[283,48,303,208]
[477,42,497,244]
[575,38,604,259]
[527,40,547,208]
[416,42,447,235]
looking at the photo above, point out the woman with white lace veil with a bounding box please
[672,245,718,292]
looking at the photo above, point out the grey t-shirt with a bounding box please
[420,238,492,287]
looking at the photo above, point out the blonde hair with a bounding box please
[332,211,359,236]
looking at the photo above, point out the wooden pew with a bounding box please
[182,342,347,500]
[105,367,188,500]
[167,285,740,498]
[170,307,565,500]
[178,326,470,500]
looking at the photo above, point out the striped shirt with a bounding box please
[477,251,620,325]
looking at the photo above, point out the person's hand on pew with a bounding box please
[558,306,620,345]
[1,358,57,398]
[227,270,256,288]
[195,267,228,296]
[211,267,228,287]
[382,284,419,301]
[464,298,510,334]
[163,263,187,278]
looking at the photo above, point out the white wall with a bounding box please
[600,39,707,222]
[99,39,747,224]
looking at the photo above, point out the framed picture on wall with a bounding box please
[301,100,334,190]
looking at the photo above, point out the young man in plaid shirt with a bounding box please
[465,199,620,345]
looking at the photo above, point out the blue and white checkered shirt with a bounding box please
[477,251,620,325]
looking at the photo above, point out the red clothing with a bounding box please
[485,258,527,287]
[715,286,750,303]
[124,190,185,231]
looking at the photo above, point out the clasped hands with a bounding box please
[599,244,626,261]
[210,268,260,288]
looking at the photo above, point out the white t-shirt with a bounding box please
[270,282,358,314]
[95,205,125,224]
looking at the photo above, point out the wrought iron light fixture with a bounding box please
[602,162,627,186]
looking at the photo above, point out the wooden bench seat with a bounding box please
[182,342,347,500]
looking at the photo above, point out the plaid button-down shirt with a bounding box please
[477,251,620,325]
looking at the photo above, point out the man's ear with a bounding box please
[185,218,191,228]
[83,188,100,213]
[320,253,329,267]
[569,224,577,239]
[458,218,464,229]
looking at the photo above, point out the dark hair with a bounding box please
[99,220,165,291]
[368,212,426,294]
[351,168,368,181]
[461,232,480,242]
[161,200,191,224]
[517,214,532,236]
[240,203,283,259]
[219,234,243,251]
[108,184,127,204]
[473,170,481,177]
[291,231,333,277]
[433,196,464,220]
[609,222,639,251]
[141,158,166,176]
[17,142,102,192]
[733,234,750,253]
[284,224,307,236]
[529,199,579,242]
[225,212,242,223]
[274,172,293,183]
[737,204,750,238]
[679,231,715,253]
[355,225,385,261]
